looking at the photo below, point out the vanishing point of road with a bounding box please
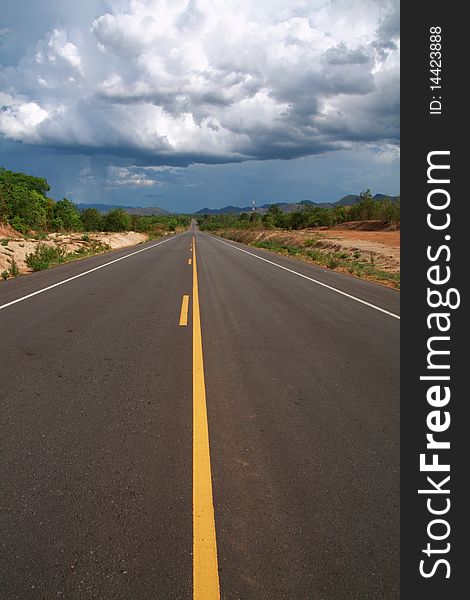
[0,226,399,599]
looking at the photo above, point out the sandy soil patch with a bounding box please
[314,229,400,271]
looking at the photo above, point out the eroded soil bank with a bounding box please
[213,221,400,288]
[0,225,151,278]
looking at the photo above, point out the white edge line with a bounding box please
[213,236,400,320]
[0,233,184,312]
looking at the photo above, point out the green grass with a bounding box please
[1,238,10,246]
[305,248,323,261]
[252,240,300,256]
[326,255,340,270]
[303,237,319,248]
[348,261,400,287]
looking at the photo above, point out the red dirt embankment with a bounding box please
[214,220,400,288]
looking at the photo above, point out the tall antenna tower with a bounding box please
[252,197,256,212]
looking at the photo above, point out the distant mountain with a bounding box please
[316,194,399,209]
[333,194,362,206]
[194,193,399,215]
[194,205,252,215]
[372,193,399,201]
[76,203,169,215]
[197,202,306,214]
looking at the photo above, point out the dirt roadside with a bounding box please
[314,228,400,273]
[214,222,400,288]
[0,226,149,278]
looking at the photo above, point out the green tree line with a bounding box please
[197,190,400,232]
[0,168,189,234]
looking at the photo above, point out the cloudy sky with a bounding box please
[0,0,399,212]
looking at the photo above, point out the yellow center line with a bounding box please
[192,235,220,600]
[179,295,190,326]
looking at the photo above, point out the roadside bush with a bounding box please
[9,258,20,277]
[74,240,110,256]
[103,208,132,232]
[25,244,66,271]
[305,248,323,261]
[10,214,29,234]
[326,255,339,269]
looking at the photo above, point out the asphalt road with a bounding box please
[0,228,399,599]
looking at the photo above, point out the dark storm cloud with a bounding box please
[0,0,399,211]
[1,0,399,166]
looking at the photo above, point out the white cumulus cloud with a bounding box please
[0,0,399,166]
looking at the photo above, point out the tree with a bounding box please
[288,211,304,230]
[0,168,52,231]
[103,208,132,232]
[52,199,83,231]
[264,204,286,228]
[0,167,50,198]
[80,208,103,231]
[249,212,262,224]
[0,188,8,223]
[3,186,50,232]
[332,206,349,225]
[381,197,400,228]
[349,189,377,221]
[165,216,178,231]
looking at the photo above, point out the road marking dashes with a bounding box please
[179,295,189,326]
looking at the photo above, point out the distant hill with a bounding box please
[332,193,399,207]
[372,194,398,201]
[76,203,169,216]
[194,194,399,215]
[195,202,312,215]
[332,194,362,206]
[195,205,251,215]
